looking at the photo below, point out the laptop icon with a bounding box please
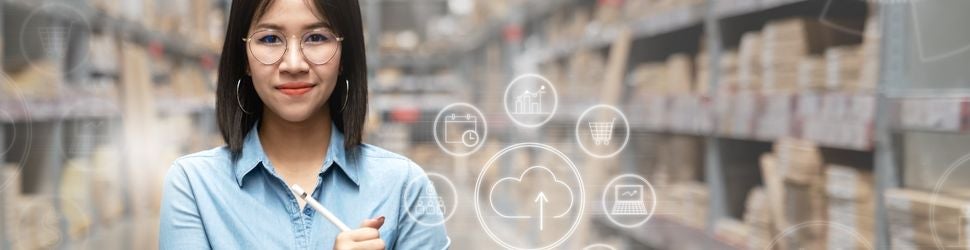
[611,185,647,215]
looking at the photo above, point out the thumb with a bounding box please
[359,216,385,229]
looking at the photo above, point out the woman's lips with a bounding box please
[276,82,316,96]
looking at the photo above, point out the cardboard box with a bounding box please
[885,188,970,249]
[738,31,762,91]
[774,138,824,185]
[826,164,874,201]
[1,166,20,247]
[666,53,694,94]
[744,187,774,250]
[713,218,750,249]
[670,181,710,229]
[11,195,61,250]
[92,146,124,225]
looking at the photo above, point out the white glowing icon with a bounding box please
[611,185,647,215]
[513,85,547,114]
[414,189,445,216]
[39,26,69,58]
[588,118,616,145]
[443,113,480,147]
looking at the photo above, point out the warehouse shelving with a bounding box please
[491,0,882,249]
[873,1,970,249]
[0,0,222,249]
[525,2,706,65]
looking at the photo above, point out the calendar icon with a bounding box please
[444,113,480,147]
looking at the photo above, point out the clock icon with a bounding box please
[461,130,480,147]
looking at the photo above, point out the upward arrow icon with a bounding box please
[534,192,549,231]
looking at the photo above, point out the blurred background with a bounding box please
[2,0,970,249]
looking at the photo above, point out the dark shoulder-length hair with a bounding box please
[216,0,368,157]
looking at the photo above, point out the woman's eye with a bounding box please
[257,35,283,45]
[305,34,329,44]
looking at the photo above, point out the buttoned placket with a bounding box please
[259,158,333,250]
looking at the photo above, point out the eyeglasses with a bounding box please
[242,29,344,65]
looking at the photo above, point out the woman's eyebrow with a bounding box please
[251,21,331,32]
[304,21,332,30]
[252,22,283,31]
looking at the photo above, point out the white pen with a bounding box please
[289,184,353,232]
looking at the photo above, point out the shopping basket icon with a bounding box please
[588,118,616,145]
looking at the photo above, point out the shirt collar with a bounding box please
[233,121,359,187]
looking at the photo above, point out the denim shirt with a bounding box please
[159,123,450,249]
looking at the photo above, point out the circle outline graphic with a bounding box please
[503,74,559,128]
[0,73,32,193]
[601,174,657,228]
[402,172,459,227]
[19,2,93,76]
[582,243,618,250]
[929,151,970,250]
[575,104,630,158]
[432,102,487,157]
[764,221,873,250]
[475,143,585,250]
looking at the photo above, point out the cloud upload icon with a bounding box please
[489,166,574,219]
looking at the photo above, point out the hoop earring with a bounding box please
[339,79,349,113]
[236,79,253,114]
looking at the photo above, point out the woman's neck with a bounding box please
[259,107,332,173]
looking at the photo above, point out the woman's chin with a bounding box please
[268,105,324,123]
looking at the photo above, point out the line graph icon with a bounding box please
[503,74,559,128]
[602,174,656,228]
[611,185,647,215]
[513,86,547,114]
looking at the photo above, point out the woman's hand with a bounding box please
[334,216,386,250]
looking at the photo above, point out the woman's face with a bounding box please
[246,0,341,122]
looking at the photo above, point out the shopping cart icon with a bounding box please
[39,26,70,59]
[588,118,616,145]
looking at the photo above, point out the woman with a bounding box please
[159,0,449,249]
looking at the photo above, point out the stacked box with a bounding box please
[764,138,827,249]
[629,63,668,129]
[59,159,92,241]
[774,138,824,184]
[826,165,876,250]
[12,196,61,250]
[737,31,762,91]
[6,60,63,99]
[719,51,740,93]
[782,180,827,249]
[743,187,774,250]
[760,17,858,92]
[1,166,20,248]
[654,136,702,186]
[666,53,694,94]
[857,16,881,92]
[825,45,864,91]
[92,146,124,225]
[755,93,793,140]
[670,181,710,229]
[761,18,816,92]
[695,50,710,94]
[714,218,750,249]
[797,56,825,91]
[885,189,970,249]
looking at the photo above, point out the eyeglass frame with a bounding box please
[241,28,345,65]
